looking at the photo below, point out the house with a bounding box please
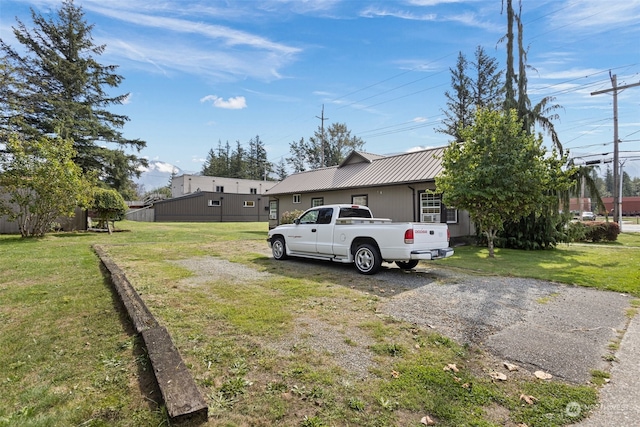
[171,174,278,198]
[265,147,474,238]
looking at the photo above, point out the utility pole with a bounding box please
[316,105,328,167]
[591,74,640,224]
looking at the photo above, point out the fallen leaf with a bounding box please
[443,363,459,372]
[517,424,529,427]
[462,382,471,389]
[534,370,553,380]
[519,394,538,405]
[489,371,507,381]
[391,370,400,378]
[420,415,436,425]
[453,376,462,383]
[504,362,519,371]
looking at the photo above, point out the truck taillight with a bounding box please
[447,229,450,242]
[404,228,414,244]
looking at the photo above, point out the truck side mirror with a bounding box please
[294,218,300,225]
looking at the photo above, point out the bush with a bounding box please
[578,221,620,243]
[279,209,304,225]
[91,188,128,233]
[566,221,587,243]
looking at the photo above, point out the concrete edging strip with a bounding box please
[93,245,208,422]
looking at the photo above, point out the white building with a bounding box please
[171,174,278,198]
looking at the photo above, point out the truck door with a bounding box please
[314,207,335,255]
[286,208,320,254]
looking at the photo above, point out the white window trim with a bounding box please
[446,208,458,224]
[243,201,255,208]
[208,200,221,207]
[293,194,301,204]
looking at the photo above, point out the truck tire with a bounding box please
[354,243,382,275]
[271,236,288,260]
[396,260,419,270]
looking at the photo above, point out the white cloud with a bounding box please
[550,0,640,32]
[200,95,247,110]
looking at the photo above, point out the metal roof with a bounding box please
[267,147,445,195]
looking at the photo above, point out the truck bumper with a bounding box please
[410,248,454,260]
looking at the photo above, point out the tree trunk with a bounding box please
[485,229,497,258]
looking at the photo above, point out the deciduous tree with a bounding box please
[437,109,569,257]
[0,135,93,237]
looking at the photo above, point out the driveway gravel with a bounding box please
[373,265,632,384]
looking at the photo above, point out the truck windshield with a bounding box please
[339,207,372,218]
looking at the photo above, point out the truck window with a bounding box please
[339,207,372,218]
[299,210,319,224]
[316,208,334,224]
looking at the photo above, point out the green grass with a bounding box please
[1,221,637,426]
[442,233,640,296]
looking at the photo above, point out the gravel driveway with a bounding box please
[374,265,632,384]
[177,245,634,385]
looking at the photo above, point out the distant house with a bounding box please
[171,174,277,198]
[265,147,474,238]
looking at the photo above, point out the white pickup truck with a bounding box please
[267,204,453,274]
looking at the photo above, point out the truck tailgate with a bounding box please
[412,223,449,247]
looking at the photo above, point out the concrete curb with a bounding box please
[94,245,208,422]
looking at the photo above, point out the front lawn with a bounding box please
[1,221,637,426]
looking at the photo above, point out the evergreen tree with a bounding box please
[437,52,472,142]
[604,166,614,197]
[471,46,504,111]
[275,158,288,180]
[288,122,364,170]
[0,0,146,193]
[230,140,246,179]
[438,47,502,142]
[247,135,269,180]
[201,148,217,176]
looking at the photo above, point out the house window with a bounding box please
[293,194,301,204]
[420,193,441,223]
[208,200,221,207]
[352,195,368,206]
[269,201,278,220]
[243,201,255,208]
[250,188,257,195]
[215,186,224,193]
[445,207,458,224]
[311,197,324,207]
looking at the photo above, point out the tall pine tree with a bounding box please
[0,0,146,193]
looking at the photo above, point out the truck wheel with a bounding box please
[354,244,382,275]
[396,260,419,270]
[271,236,288,260]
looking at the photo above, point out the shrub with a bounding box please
[279,209,304,224]
[581,221,620,243]
[91,188,128,233]
[566,221,587,243]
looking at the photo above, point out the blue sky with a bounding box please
[2,0,639,177]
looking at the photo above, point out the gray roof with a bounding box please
[268,147,445,195]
